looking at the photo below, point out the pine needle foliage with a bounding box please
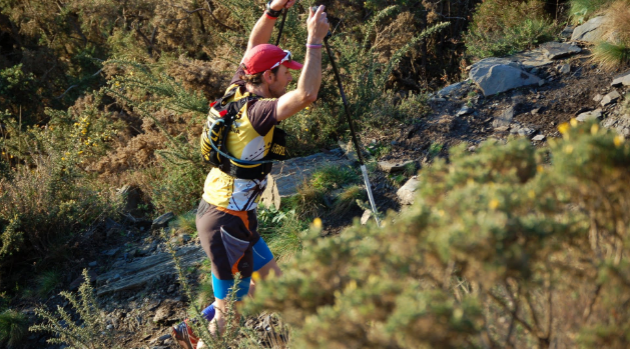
[29,269,120,349]
[245,121,630,348]
[0,309,28,348]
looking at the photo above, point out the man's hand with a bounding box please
[269,0,296,12]
[307,5,330,45]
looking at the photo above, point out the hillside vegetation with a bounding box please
[1,0,630,348]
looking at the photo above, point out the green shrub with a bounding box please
[0,309,28,348]
[30,270,122,349]
[465,0,557,58]
[568,0,615,24]
[246,121,630,348]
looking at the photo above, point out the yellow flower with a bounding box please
[528,190,535,199]
[252,271,261,282]
[591,124,599,135]
[570,118,578,127]
[537,165,544,173]
[313,217,322,228]
[489,199,499,210]
[564,145,574,154]
[614,135,625,147]
[61,157,65,160]
[558,122,569,135]
[74,123,79,126]
[78,151,83,154]
[305,107,310,110]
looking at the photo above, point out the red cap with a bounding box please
[242,44,303,75]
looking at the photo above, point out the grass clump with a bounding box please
[592,1,630,70]
[465,0,557,58]
[34,270,63,299]
[0,309,28,348]
[333,185,367,214]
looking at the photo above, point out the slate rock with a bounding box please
[531,108,541,115]
[593,94,603,103]
[457,105,474,116]
[571,16,608,42]
[151,212,175,231]
[493,105,517,128]
[560,25,575,38]
[436,80,469,98]
[558,64,571,74]
[532,135,546,141]
[470,58,544,96]
[576,109,603,122]
[378,160,415,173]
[601,90,621,107]
[542,42,581,60]
[117,185,143,215]
[611,71,630,87]
[396,177,420,205]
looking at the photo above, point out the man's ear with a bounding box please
[263,70,276,83]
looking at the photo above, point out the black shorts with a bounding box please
[196,199,261,282]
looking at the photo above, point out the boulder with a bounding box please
[611,71,630,87]
[396,177,420,205]
[576,109,603,122]
[470,58,544,96]
[541,42,581,60]
[601,90,621,107]
[571,16,608,42]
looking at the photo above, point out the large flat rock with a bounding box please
[268,150,354,197]
[541,42,582,60]
[572,16,608,42]
[96,246,206,296]
[612,71,630,87]
[470,58,544,96]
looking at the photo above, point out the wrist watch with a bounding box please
[266,1,282,18]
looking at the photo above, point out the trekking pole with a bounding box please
[324,35,381,227]
[275,9,288,46]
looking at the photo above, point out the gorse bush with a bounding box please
[465,0,557,58]
[246,121,630,348]
[30,270,122,349]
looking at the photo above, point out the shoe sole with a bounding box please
[172,325,194,349]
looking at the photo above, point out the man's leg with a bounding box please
[248,237,282,296]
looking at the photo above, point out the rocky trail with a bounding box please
[27,17,630,348]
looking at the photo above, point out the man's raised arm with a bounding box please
[246,0,296,53]
[276,5,329,121]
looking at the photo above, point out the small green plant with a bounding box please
[428,142,443,159]
[310,165,360,191]
[258,206,308,261]
[0,309,28,348]
[568,0,614,24]
[34,270,62,299]
[333,185,367,214]
[30,269,120,349]
[593,41,630,70]
[170,210,198,237]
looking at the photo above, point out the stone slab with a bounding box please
[576,109,603,122]
[541,42,581,60]
[96,246,206,296]
[470,58,544,96]
[268,150,353,197]
[396,177,420,205]
[572,16,608,42]
[611,71,630,87]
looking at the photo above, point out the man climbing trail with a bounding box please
[172,1,330,348]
